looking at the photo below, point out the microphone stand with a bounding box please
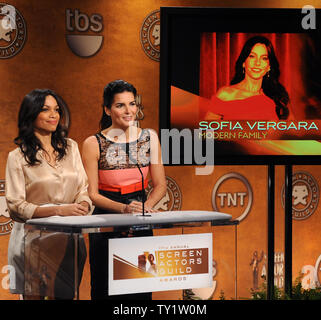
[136,164,151,217]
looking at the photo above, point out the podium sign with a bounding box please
[108,233,212,295]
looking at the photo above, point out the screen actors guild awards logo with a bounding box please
[65,9,103,57]
[0,180,13,235]
[140,10,160,61]
[0,3,26,59]
[281,171,319,220]
[212,172,253,222]
[146,176,182,211]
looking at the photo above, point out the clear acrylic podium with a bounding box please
[24,211,238,299]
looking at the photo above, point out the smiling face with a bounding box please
[105,91,137,130]
[33,95,60,135]
[243,43,270,80]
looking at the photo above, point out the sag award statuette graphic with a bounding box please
[0,3,26,59]
[65,8,103,57]
[281,171,319,220]
[140,9,160,61]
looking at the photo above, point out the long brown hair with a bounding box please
[231,36,290,119]
[14,89,69,165]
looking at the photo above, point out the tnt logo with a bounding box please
[216,192,247,207]
[212,173,253,222]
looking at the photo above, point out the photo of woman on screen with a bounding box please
[204,36,291,120]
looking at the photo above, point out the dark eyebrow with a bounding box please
[43,104,59,108]
[249,51,268,57]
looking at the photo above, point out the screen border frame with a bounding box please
[159,6,321,166]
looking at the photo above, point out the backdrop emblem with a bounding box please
[212,172,253,222]
[65,9,103,57]
[0,3,26,59]
[146,176,182,211]
[0,180,13,235]
[140,10,160,61]
[281,171,319,220]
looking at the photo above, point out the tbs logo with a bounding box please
[65,9,103,57]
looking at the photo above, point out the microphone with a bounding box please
[126,137,151,217]
[136,163,151,217]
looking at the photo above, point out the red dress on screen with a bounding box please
[200,94,278,120]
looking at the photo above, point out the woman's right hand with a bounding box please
[123,201,142,213]
[123,201,158,214]
[57,203,89,216]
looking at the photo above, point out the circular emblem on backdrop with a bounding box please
[0,180,13,235]
[0,3,27,59]
[140,10,160,61]
[212,172,253,222]
[281,171,319,220]
[146,176,182,211]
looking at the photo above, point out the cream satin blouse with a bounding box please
[5,138,92,222]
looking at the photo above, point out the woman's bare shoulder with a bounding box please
[215,85,240,101]
[82,135,99,153]
[215,86,238,101]
[83,135,98,144]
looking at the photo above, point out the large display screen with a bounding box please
[159,7,321,164]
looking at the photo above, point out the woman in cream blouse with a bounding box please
[5,89,92,299]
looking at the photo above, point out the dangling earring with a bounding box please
[266,71,270,78]
[242,67,245,75]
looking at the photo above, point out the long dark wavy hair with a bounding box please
[14,89,69,166]
[230,36,290,119]
[100,79,137,130]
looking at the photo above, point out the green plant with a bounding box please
[250,274,321,300]
[183,289,199,300]
[182,288,215,300]
[250,282,283,300]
